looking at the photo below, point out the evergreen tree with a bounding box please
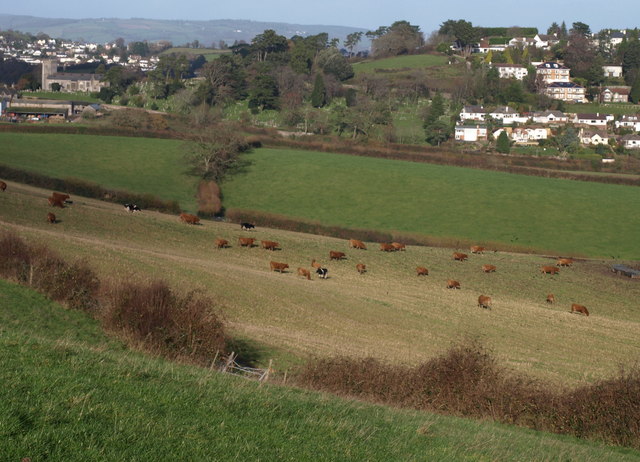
[310,73,327,108]
[630,78,640,104]
[496,130,510,153]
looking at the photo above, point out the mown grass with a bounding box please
[0,132,197,210]
[565,102,640,116]
[23,91,102,103]
[2,279,638,461]
[221,148,640,259]
[1,182,639,387]
[353,53,449,74]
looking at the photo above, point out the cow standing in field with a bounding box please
[47,212,56,224]
[214,238,229,249]
[270,261,289,273]
[329,251,346,260]
[311,259,322,269]
[48,196,65,208]
[179,213,200,225]
[546,294,555,304]
[380,243,395,252]
[416,267,429,276]
[0,181,6,192]
[541,266,559,275]
[571,304,589,316]
[446,280,461,289]
[349,239,367,250]
[297,267,311,280]
[453,252,468,261]
[478,295,492,309]
[261,240,280,251]
[124,204,141,213]
[238,237,255,247]
[391,242,406,251]
[556,258,574,267]
[470,245,485,254]
[482,264,497,273]
[316,267,328,279]
[356,263,367,274]
[241,222,255,231]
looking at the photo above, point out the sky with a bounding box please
[4,0,639,35]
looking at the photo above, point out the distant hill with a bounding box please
[0,14,369,47]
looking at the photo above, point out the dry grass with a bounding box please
[1,181,639,386]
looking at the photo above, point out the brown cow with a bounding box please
[556,258,574,267]
[214,238,229,249]
[356,263,366,274]
[546,294,555,304]
[391,242,406,251]
[571,304,589,316]
[380,243,395,252]
[446,279,460,289]
[238,237,255,247]
[541,266,559,275]
[261,240,280,251]
[330,251,346,260]
[297,267,311,280]
[416,266,429,276]
[48,196,65,208]
[453,252,468,261]
[349,239,367,250]
[0,180,6,192]
[311,259,322,269]
[179,213,200,225]
[270,261,289,273]
[478,295,492,309]
[51,192,70,202]
[47,212,56,224]
[470,245,485,254]
[482,264,497,273]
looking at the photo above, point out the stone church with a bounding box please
[41,59,109,93]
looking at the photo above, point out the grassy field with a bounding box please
[221,148,640,259]
[23,91,103,103]
[565,102,639,115]
[1,182,639,387]
[0,132,198,211]
[161,47,231,61]
[353,54,449,74]
[2,281,638,460]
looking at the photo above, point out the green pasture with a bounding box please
[353,53,449,74]
[24,91,102,103]
[222,148,640,259]
[565,102,639,116]
[2,280,637,460]
[0,132,197,211]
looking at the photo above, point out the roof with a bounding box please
[462,105,485,113]
[490,106,519,114]
[537,61,569,70]
[603,86,631,95]
[534,110,567,118]
[621,134,640,141]
[581,129,609,138]
[48,72,104,82]
[576,113,608,120]
[548,82,584,88]
[536,34,558,41]
[492,63,526,68]
[619,114,640,121]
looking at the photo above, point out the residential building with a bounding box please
[536,62,571,84]
[543,82,587,103]
[509,127,550,144]
[621,134,640,149]
[489,106,526,124]
[600,86,630,103]
[579,129,610,145]
[602,65,623,78]
[459,105,486,121]
[615,114,640,131]
[573,113,612,127]
[492,63,529,80]
[455,123,488,142]
[531,110,568,124]
[533,34,560,49]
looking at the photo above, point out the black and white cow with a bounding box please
[240,222,255,231]
[316,268,328,279]
[124,204,141,213]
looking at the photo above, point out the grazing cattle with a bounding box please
[329,251,346,260]
[571,303,589,316]
[241,222,255,231]
[546,294,555,304]
[261,240,280,251]
[124,203,141,213]
[51,192,70,202]
[446,279,461,289]
[556,258,574,267]
[316,267,328,279]
[391,242,406,251]
[270,261,289,273]
[0,181,6,192]
[349,239,367,250]
[541,266,559,275]
[416,266,429,276]
[453,252,468,261]
[482,264,497,273]
[214,238,229,249]
[47,212,56,224]
[470,245,485,254]
[297,267,311,280]
[179,213,200,225]
[478,295,492,309]
[238,237,255,247]
[380,243,395,252]
[356,263,367,274]
[311,259,322,269]
[48,196,65,208]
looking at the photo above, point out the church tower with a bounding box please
[41,59,57,91]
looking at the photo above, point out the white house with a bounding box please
[579,129,610,145]
[492,63,528,80]
[600,86,630,103]
[510,127,550,144]
[573,113,612,127]
[615,114,640,131]
[621,134,640,149]
[531,110,568,124]
[489,106,528,125]
[536,62,570,83]
[455,123,488,142]
[543,82,587,103]
[459,105,486,121]
[533,34,560,49]
[602,65,623,79]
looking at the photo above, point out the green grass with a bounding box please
[565,102,640,115]
[24,91,102,103]
[221,148,640,259]
[0,132,198,211]
[2,279,639,461]
[353,54,449,74]
[161,47,231,61]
